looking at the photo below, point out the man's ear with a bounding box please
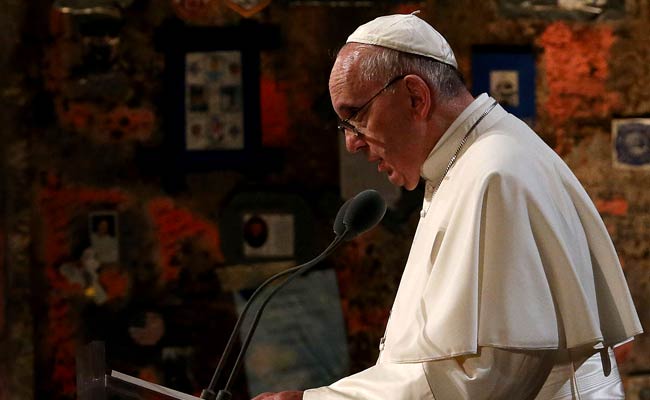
[403,75,431,120]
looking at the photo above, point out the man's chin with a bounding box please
[386,172,411,189]
[386,172,420,191]
[403,181,418,191]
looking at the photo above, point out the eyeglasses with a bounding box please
[337,74,405,138]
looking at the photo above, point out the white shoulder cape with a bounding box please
[380,96,643,363]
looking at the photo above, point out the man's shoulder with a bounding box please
[464,131,547,174]
[453,126,569,201]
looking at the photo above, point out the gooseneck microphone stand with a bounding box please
[201,189,386,400]
[200,232,348,400]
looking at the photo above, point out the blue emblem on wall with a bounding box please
[613,119,650,169]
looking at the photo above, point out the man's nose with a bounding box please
[345,132,366,153]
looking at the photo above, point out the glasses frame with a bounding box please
[337,74,406,138]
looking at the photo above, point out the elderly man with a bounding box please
[253,12,642,400]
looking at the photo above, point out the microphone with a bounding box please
[333,197,352,237]
[341,189,386,240]
[200,190,386,400]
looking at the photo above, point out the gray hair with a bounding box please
[355,46,466,100]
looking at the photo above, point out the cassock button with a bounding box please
[420,209,426,218]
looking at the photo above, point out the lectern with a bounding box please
[76,341,201,400]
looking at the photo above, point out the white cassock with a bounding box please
[304,94,643,399]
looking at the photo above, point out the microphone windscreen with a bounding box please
[333,198,353,237]
[343,189,386,240]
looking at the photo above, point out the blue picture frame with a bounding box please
[471,46,536,126]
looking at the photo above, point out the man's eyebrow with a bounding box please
[337,104,360,119]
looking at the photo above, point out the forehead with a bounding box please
[329,44,378,113]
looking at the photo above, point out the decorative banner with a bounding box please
[612,118,650,170]
[224,0,273,18]
[235,269,349,396]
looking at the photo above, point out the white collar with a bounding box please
[420,93,500,184]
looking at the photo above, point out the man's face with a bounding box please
[329,47,427,190]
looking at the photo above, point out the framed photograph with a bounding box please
[472,46,536,125]
[612,118,650,170]
[159,20,281,172]
[242,213,295,259]
[185,50,245,151]
[219,190,313,264]
[88,211,119,264]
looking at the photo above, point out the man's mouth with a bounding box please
[376,159,386,172]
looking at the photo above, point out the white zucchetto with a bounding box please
[346,12,458,69]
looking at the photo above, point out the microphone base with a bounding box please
[216,390,232,400]
[200,389,231,400]
[200,389,217,400]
